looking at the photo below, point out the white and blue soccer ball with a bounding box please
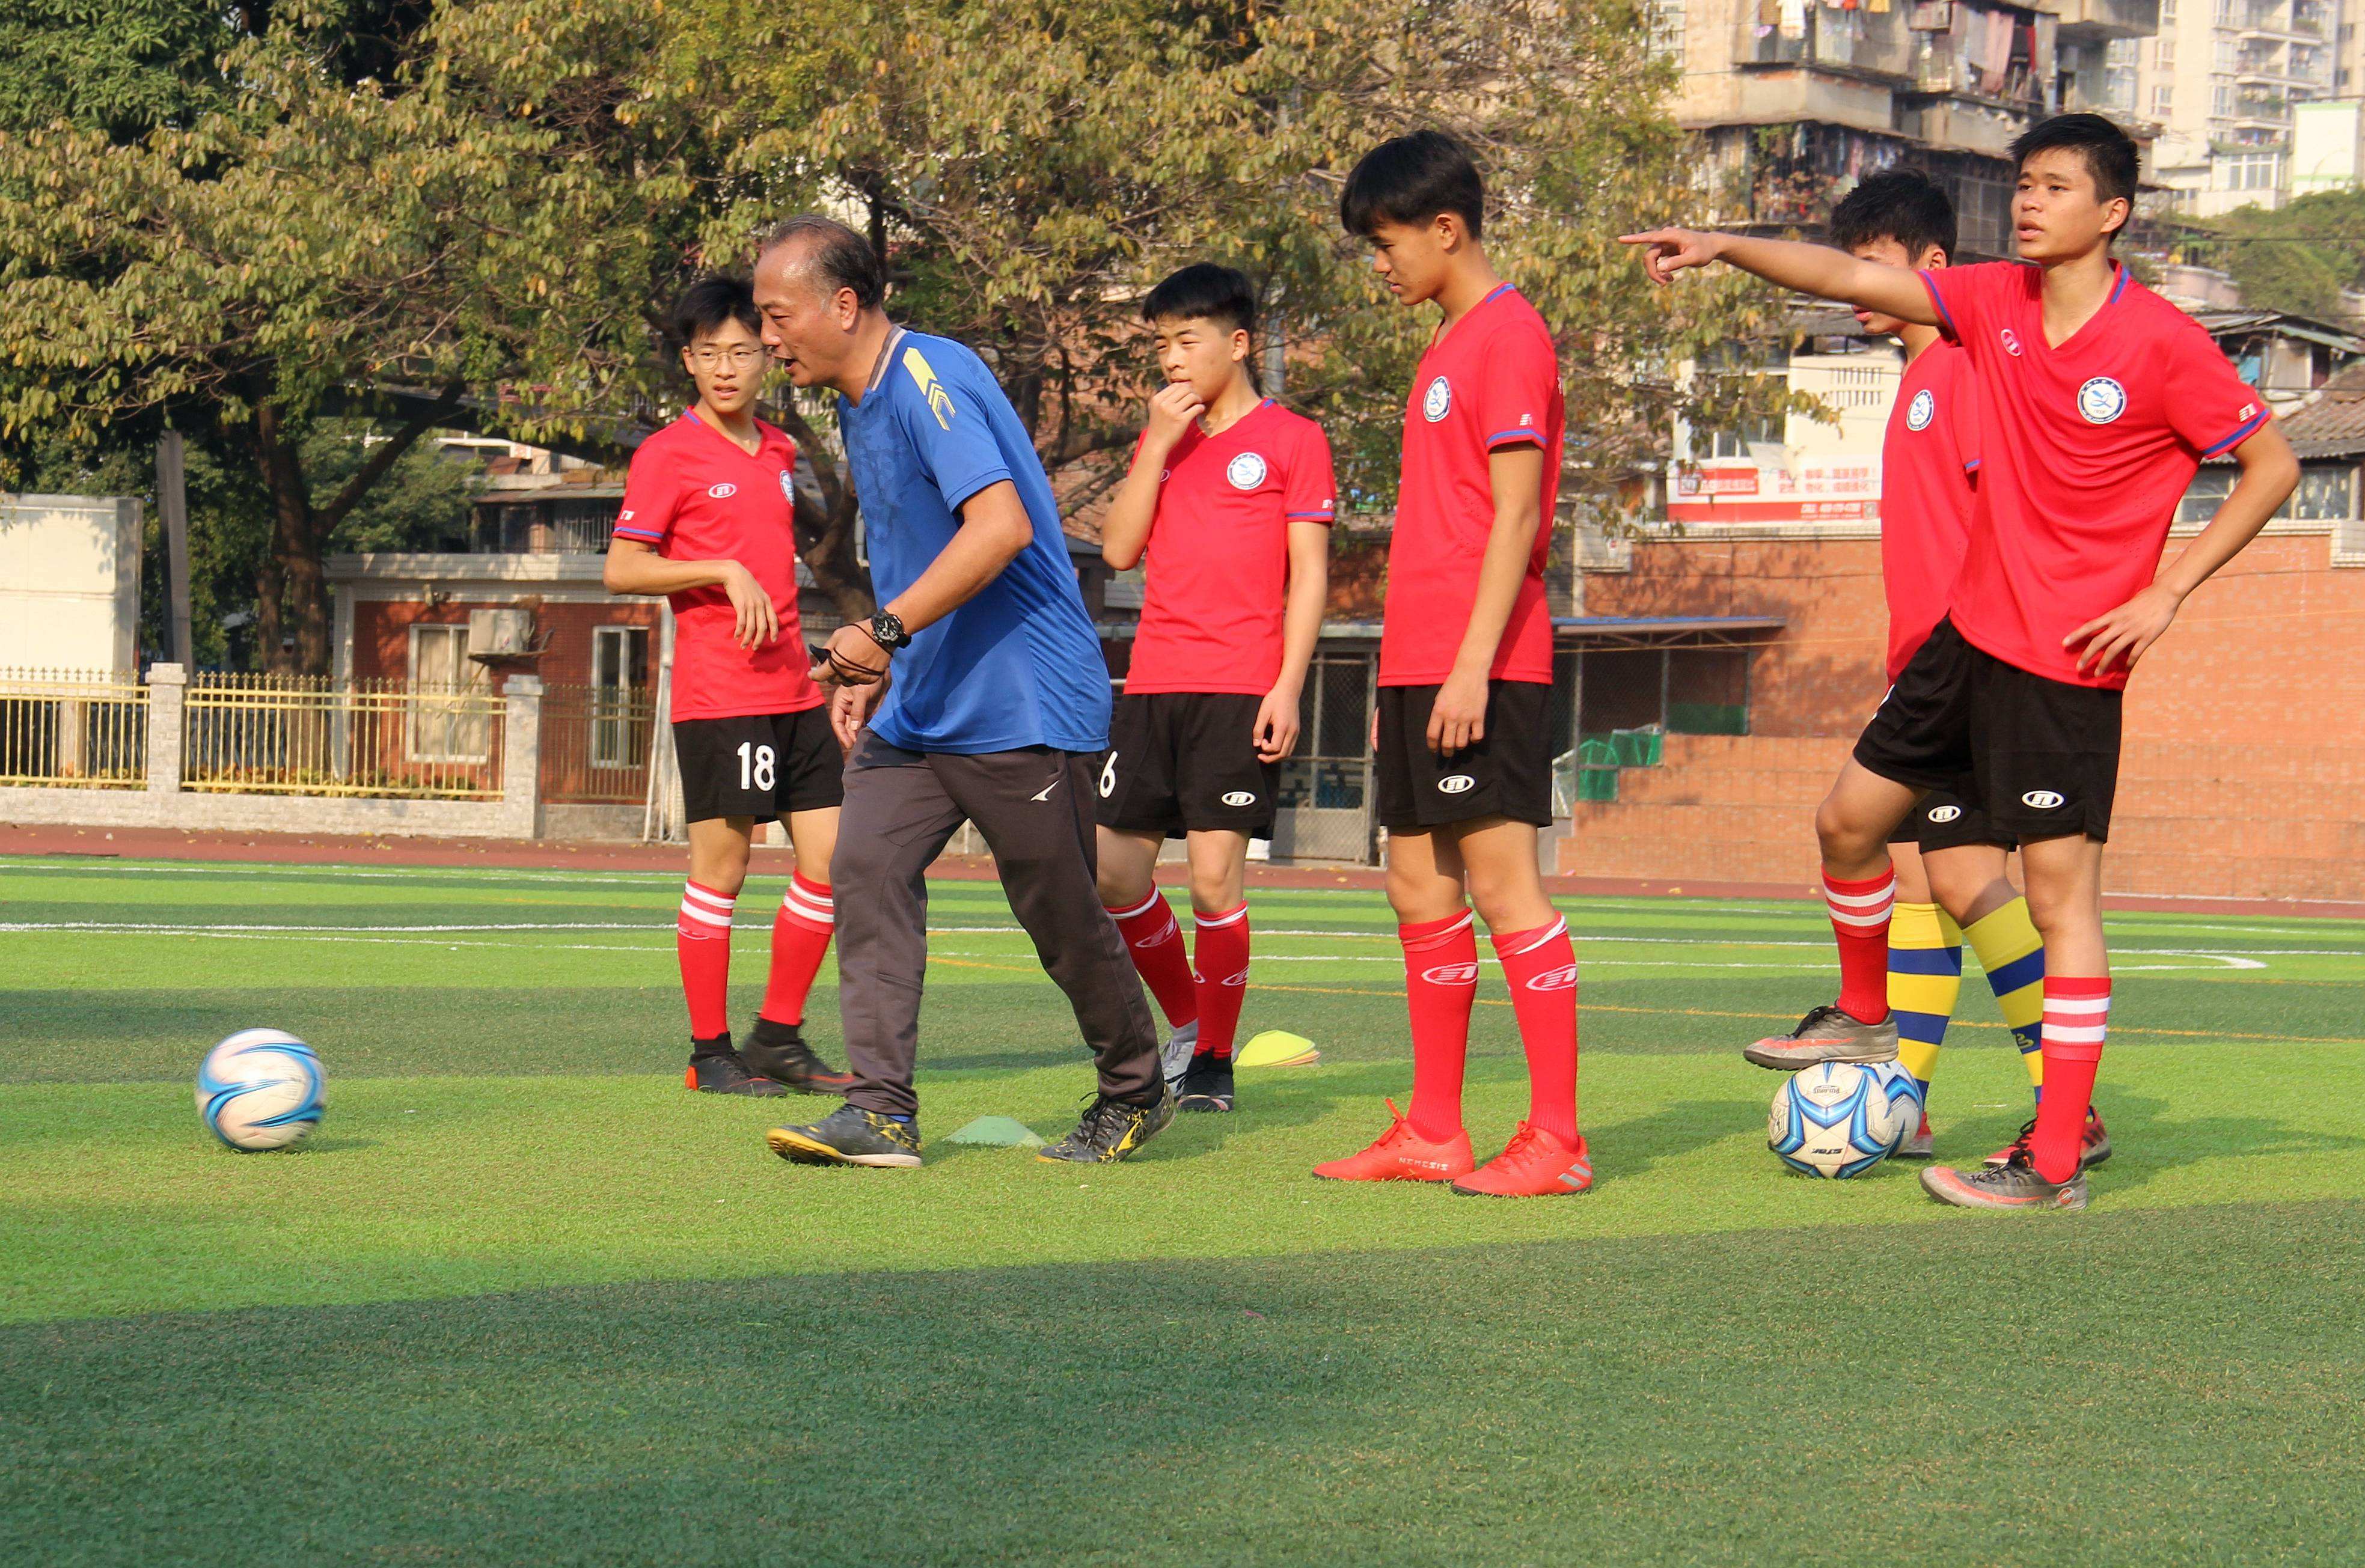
[196,1029,325,1151]
[1768,1060,1914,1179]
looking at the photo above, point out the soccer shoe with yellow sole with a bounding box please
[1920,1152,2088,1211]
[1451,1124,1593,1198]
[685,1042,786,1098]
[765,1105,922,1168]
[1984,1108,2111,1170]
[1038,1087,1175,1164]
[740,1017,855,1096]
[1895,1107,1935,1159]
[1743,1003,1900,1071]
[1311,1099,1475,1183]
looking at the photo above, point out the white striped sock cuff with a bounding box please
[1107,891,1169,923]
[1498,917,1568,958]
[1195,903,1250,931]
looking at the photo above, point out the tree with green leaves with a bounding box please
[2198,189,2365,321]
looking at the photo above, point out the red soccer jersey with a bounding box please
[1880,339,1981,682]
[1126,399,1336,696]
[1380,282,1564,687]
[612,411,824,721]
[1921,260,2269,691]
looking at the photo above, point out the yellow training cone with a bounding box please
[1235,1030,1320,1069]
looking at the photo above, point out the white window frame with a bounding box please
[407,623,491,764]
[590,626,650,769]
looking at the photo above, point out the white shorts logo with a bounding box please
[2076,377,2127,425]
[1526,964,1579,992]
[1220,790,1258,807]
[1422,962,1479,986]
[1437,773,1475,795]
[2022,790,2066,810]
[1927,804,1963,824]
[1422,376,1452,423]
[1906,389,1935,432]
[708,482,738,499]
[1226,452,1268,491]
[779,471,795,502]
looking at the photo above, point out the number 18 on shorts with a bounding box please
[671,709,844,825]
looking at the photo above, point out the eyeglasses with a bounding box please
[689,347,767,368]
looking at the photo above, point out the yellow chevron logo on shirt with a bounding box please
[902,346,956,430]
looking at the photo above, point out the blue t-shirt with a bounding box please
[837,330,1110,754]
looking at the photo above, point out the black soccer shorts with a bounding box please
[1374,680,1554,832]
[672,706,844,825]
[1888,788,2018,854]
[1855,618,2122,843]
[1095,692,1278,839]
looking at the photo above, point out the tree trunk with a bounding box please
[772,400,877,622]
[250,400,331,675]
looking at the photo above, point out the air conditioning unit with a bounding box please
[467,608,534,659]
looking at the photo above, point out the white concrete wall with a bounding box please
[0,495,141,672]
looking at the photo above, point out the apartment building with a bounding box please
[1669,0,2163,254]
[2135,0,2340,211]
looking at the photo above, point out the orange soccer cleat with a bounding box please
[1450,1123,1594,1198]
[1312,1099,1475,1183]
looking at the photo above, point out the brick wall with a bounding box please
[353,599,664,692]
[1561,528,2365,900]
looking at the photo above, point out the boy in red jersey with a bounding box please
[1096,263,1335,1114]
[604,276,854,1099]
[1626,114,2298,1209]
[1747,171,2080,1169]
[1312,132,1589,1198]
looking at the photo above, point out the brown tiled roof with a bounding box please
[2275,359,2365,459]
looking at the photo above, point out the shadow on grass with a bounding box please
[5,1201,2365,1566]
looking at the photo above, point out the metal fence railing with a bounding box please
[0,668,148,789]
[540,682,655,804]
[182,673,506,799]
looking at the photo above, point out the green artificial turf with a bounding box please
[4,856,2364,1564]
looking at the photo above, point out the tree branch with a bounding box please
[311,382,463,537]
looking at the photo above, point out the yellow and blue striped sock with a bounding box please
[1888,902,1962,1095]
[1964,898,2046,1103]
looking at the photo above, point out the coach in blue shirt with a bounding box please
[749,215,1170,1171]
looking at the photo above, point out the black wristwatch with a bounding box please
[866,611,911,651]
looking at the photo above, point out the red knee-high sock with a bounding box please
[676,879,736,1042]
[1493,917,1580,1145]
[1401,911,1478,1142]
[1107,891,1199,1030]
[1823,869,1895,1024]
[759,871,834,1027]
[1190,903,1251,1060]
[2030,977,2108,1183]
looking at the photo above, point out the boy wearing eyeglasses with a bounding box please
[604,275,854,1100]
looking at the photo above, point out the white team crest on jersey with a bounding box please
[779,471,794,502]
[1226,452,1268,492]
[2077,377,2127,425]
[1422,375,1452,422]
[707,482,738,499]
[1999,328,2024,358]
[1927,804,1963,823]
[1906,389,1935,432]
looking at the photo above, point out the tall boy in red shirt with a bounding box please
[604,276,855,1099]
[1096,264,1335,1115]
[1626,115,2298,1208]
[1312,131,1588,1198]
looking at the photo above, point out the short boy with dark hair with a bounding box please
[1626,114,2298,1208]
[604,274,854,1099]
[1095,263,1335,1114]
[1746,167,2076,1167]
[1313,130,1589,1198]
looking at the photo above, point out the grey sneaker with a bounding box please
[765,1105,922,1169]
[1038,1087,1175,1164]
[1920,1153,2089,1211]
[1158,1020,1200,1093]
[1743,1004,1900,1070]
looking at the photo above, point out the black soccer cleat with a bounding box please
[765,1104,923,1168]
[1175,1055,1235,1114]
[741,1016,855,1096]
[1038,1086,1175,1164]
[686,1037,786,1097]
